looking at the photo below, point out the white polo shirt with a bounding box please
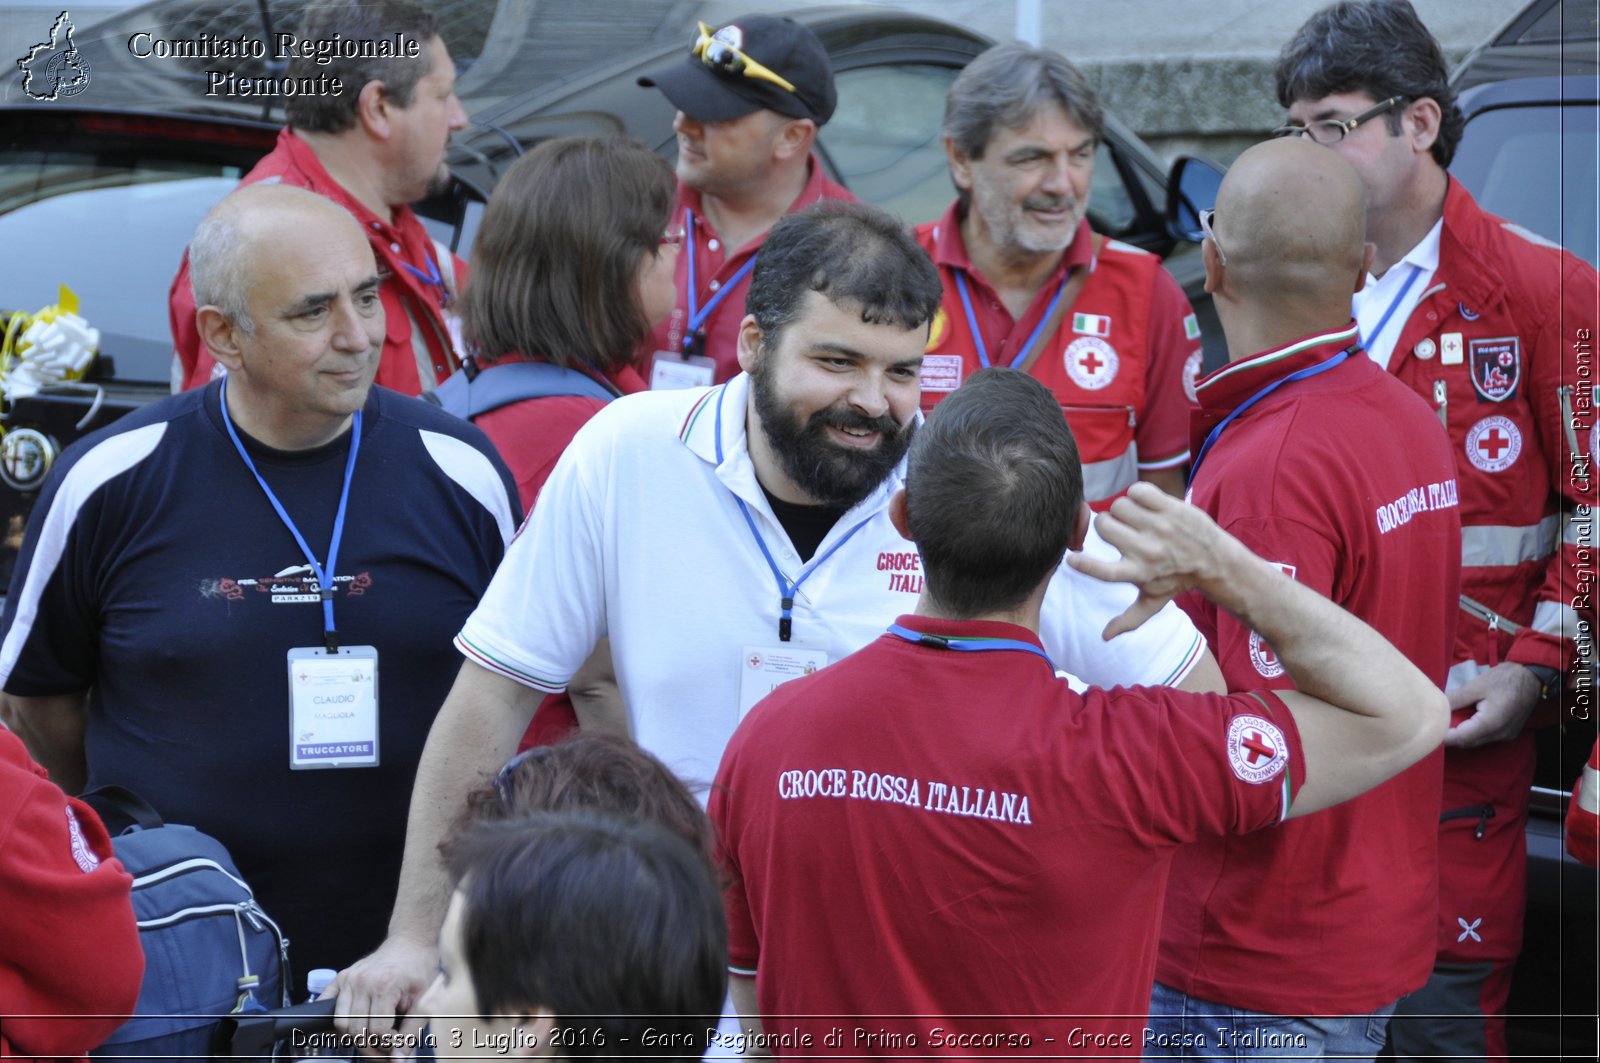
[458,373,1205,787]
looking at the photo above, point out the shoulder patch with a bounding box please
[1227,714,1289,784]
[65,805,101,872]
[1248,630,1285,679]
[1182,349,1203,402]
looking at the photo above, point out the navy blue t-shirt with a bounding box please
[0,382,518,971]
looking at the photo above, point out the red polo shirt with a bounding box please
[169,128,464,396]
[914,203,1198,506]
[714,615,1306,1057]
[1160,325,1462,1014]
[643,156,853,385]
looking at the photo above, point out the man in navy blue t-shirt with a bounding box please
[0,185,518,973]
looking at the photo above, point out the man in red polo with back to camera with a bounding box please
[636,14,852,389]
[1145,137,1461,1062]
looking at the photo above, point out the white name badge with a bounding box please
[288,646,380,769]
[738,644,829,720]
[650,351,716,390]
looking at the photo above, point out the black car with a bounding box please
[0,0,1219,590]
[1448,0,1600,1056]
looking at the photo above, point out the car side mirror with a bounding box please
[1166,155,1227,243]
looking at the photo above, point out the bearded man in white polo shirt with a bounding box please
[330,199,1224,1043]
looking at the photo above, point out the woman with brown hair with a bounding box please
[454,135,677,746]
[457,134,678,512]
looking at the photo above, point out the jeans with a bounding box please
[1144,980,1396,1061]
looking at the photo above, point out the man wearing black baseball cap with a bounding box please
[636,15,853,390]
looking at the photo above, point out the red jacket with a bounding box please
[169,128,464,396]
[1385,179,1599,967]
[0,727,143,1060]
[1160,327,1461,1014]
[1387,179,1597,680]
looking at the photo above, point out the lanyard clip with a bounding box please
[324,629,340,654]
[779,596,794,643]
[682,329,704,357]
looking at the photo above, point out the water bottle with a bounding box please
[306,967,337,1003]
[293,968,340,1059]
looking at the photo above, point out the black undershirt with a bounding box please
[761,486,847,563]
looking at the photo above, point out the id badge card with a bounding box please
[288,646,380,769]
[738,644,828,720]
[650,351,716,390]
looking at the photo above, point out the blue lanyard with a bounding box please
[683,208,757,353]
[886,623,1056,669]
[1189,349,1353,485]
[218,378,362,652]
[955,270,1069,370]
[713,383,872,641]
[399,253,450,307]
[1358,264,1422,354]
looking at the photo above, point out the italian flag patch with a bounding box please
[1073,312,1111,337]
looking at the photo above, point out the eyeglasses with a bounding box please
[692,21,797,94]
[1271,95,1406,146]
[1199,208,1226,267]
[659,224,686,249]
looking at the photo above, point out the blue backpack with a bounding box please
[82,786,290,1060]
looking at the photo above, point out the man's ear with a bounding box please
[196,306,246,372]
[1355,241,1377,294]
[773,117,816,163]
[943,136,973,193]
[356,79,391,140]
[1404,96,1442,157]
[1201,237,1224,297]
[735,315,765,375]
[1068,500,1092,552]
[889,487,912,542]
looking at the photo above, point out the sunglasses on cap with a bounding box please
[692,21,797,95]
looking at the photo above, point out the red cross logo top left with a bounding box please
[1226,714,1290,785]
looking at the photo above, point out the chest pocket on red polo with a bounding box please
[1060,404,1137,508]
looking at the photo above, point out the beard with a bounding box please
[425,160,454,198]
[752,364,915,510]
[971,169,1087,257]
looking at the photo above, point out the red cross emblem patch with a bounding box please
[1227,714,1289,784]
[1063,336,1119,391]
[1465,415,1522,473]
[1248,630,1285,679]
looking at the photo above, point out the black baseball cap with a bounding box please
[637,15,837,125]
